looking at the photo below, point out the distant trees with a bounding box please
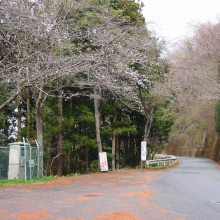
[167,22,220,109]
[165,21,220,158]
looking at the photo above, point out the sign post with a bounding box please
[141,141,147,168]
[99,152,108,172]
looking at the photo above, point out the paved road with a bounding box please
[0,157,220,219]
[150,157,220,220]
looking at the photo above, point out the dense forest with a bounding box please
[0,0,175,175]
[1,0,220,176]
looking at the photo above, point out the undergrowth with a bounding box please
[0,176,57,187]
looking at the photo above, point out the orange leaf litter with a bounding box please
[6,208,52,219]
[93,211,141,220]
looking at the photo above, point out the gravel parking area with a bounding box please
[0,169,182,220]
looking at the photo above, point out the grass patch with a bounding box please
[147,164,169,169]
[0,176,57,187]
[146,161,179,170]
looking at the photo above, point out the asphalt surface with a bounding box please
[150,157,220,220]
[0,157,220,220]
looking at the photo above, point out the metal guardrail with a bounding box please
[146,155,177,167]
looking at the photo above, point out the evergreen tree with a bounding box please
[215,101,220,135]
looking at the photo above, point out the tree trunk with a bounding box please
[35,81,45,177]
[57,79,63,176]
[66,98,73,174]
[143,108,154,142]
[45,144,51,175]
[26,90,31,140]
[111,111,117,171]
[94,85,103,171]
[200,130,207,148]
[67,150,71,174]
[36,108,43,148]
[36,103,44,176]
[142,108,154,167]
[17,103,22,142]
[116,135,120,169]
[94,85,102,153]
[112,131,116,171]
[86,146,89,173]
[124,135,128,163]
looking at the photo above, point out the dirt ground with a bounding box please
[0,169,183,220]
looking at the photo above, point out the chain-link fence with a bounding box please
[0,139,43,181]
[0,147,9,179]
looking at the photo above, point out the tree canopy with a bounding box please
[0,0,172,175]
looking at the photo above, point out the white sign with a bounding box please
[99,152,109,172]
[141,141,147,161]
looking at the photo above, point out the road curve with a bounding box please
[150,157,220,220]
[0,157,220,220]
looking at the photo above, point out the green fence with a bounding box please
[0,139,43,181]
[0,147,9,179]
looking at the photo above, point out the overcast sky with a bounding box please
[142,0,220,45]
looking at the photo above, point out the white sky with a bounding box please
[142,0,220,44]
